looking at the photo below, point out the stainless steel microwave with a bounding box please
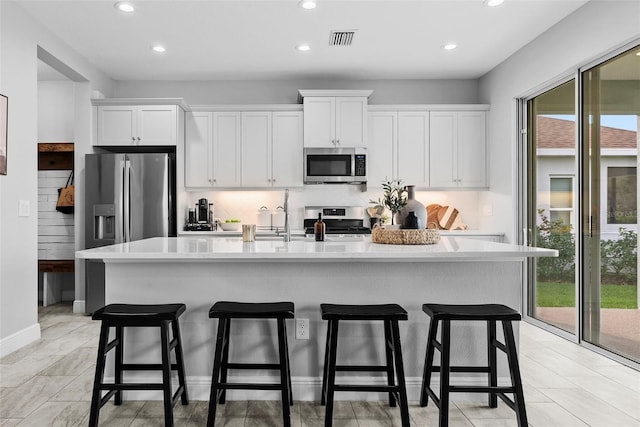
[303,147,367,184]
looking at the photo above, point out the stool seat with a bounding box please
[321,303,408,321]
[422,303,521,321]
[93,303,186,322]
[209,301,294,319]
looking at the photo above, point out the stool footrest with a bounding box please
[121,363,180,371]
[449,385,516,394]
[336,365,388,372]
[101,383,165,391]
[224,363,281,370]
[216,383,285,391]
[430,365,491,374]
[333,384,399,393]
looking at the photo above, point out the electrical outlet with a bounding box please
[295,318,309,340]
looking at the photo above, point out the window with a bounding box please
[550,176,574,226]
[607,167,637,224]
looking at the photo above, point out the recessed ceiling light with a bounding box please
[151,45,166,53]
[299,0,317,10]
[485,0,504,6]
[296,44,311,52]
[442,43,458,51]
[114,2,135,12]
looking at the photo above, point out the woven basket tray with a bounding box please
[371,227,440,245]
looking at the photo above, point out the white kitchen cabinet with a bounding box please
[184,112,241,188]
[302,96,368,147]
[367,111,429,188]
[242,111,303,188]
[96,105,179,146]
[430,111,487,188]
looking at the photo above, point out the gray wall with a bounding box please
[114,78,479,105]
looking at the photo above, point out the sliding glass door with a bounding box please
[526,80,577,336]
[523,43,639,364]
[582,47,639,362]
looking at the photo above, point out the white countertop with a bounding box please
[177,229,504,237]
[76,236,555,262]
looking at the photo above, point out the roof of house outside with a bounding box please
[537,116,637,149]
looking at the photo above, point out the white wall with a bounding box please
[0,2,114,357]
[114,78,480,105]
[478,1,640,244]
[38,80,75,142]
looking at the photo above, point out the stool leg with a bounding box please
[277,318,292,427]
[420,317,439,407]
[502,320,528,427]
[390,320,410,427]
[207,318,226,427]
[324,319,339,427]
[171,318,189,405]
[160,321,175,427]
[488,320,498,408]
[439,320,451,427]
[114,326,124,405]
[219,317,231,404]
[320,319,333,406]
[383,320,397,407]
[282,320,293,405]
[88,322,110,427]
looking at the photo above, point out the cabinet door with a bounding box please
[96,106,136,146]
[303,97,335,147]
[367,112,397,186]
[336,97,367,146]
[213,112,241,187]
[397,111,429,187]
[429,111,457,188]
[457,111,487,188]
[137,105,177,146]
[272,111,303,187]
[184,112,212,188]
[241,112,272,187]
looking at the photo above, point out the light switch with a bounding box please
[18,200,30,217]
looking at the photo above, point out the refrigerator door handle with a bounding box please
[114,158,126,244]
[124,159,132,242]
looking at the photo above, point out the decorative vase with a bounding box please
[395,185,427,229]
[403,211,419,229]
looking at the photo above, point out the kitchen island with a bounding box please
[76,236,556,401]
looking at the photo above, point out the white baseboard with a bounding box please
[0,323,41,358]
[73,300,85,314]
[106,374,493,402]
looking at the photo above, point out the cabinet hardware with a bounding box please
[137,137,141,141]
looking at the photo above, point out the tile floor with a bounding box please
[0,303,639,426]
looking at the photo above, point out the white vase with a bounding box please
[395,185,427,228]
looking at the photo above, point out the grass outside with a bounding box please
[537,282,638,309]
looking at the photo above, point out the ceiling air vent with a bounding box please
[329,30,356,46]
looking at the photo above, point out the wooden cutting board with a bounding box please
[437,205,467,230]
[426,204,441,228]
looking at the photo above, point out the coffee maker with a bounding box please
[184,198,215,231]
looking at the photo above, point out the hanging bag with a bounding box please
[56,171,74,214]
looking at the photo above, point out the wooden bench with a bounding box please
[38,259,74,307]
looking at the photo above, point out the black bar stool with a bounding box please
[420,303,528,427]
[207,301,294,427]
[320,303,410,427]
[89,303,189,427]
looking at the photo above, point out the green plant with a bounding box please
[535,209,575,282]
[601,227,637,283]
[370,179,407,225]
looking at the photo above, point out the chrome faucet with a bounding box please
[283,188,291,242]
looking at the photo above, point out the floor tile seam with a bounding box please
[536,386,634,426]
[561,373,640,397]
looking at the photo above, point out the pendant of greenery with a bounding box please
[370,179,408,225]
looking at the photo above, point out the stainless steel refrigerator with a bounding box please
[84,153,176,313]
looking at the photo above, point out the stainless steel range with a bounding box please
[303,206,371,235]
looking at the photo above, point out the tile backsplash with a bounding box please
[182,185,480,230]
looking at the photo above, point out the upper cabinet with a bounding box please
[185,112,242,188]
[299,90,372,147]
[93,99,188,146]
[429,111,487,189]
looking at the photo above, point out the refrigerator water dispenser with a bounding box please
[93,204,115,240]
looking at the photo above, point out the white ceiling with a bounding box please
[22,0,590,82]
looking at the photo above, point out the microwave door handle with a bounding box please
[351,154,356,177]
